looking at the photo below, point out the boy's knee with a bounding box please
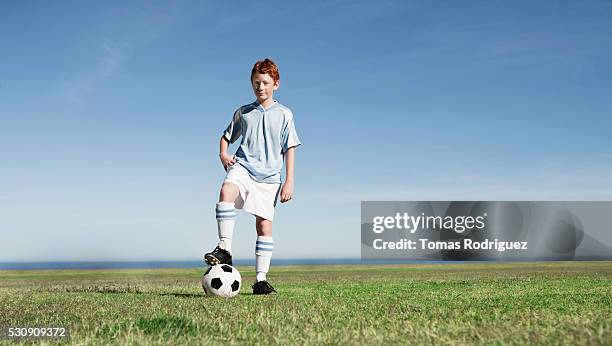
[256,216,273,236]
[219,182,239,202]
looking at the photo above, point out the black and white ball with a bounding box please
[201,264,242,298]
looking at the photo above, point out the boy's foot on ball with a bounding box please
[204,246,232,266]
[252,280,277,295]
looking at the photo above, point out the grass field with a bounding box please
[1,261,611,345]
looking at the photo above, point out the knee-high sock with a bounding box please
[216,202,236,254]
[255,236,274,282]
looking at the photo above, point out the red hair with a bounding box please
[251,58,280,82]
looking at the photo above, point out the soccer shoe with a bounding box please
[204,246,233,266]
[252,280,277,295]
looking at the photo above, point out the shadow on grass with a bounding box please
[159,292,203,298]
[159,292,265,298]
[161,292,263,297]
[43,286,266,298]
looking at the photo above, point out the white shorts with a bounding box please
[224,163,281,221]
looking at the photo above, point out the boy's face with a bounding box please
[251,73,279,104]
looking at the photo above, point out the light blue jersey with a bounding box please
[223,101,301,183]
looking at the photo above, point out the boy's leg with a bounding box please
[205,182,239,265]
[253,216,276,293]
[217,182,240,252]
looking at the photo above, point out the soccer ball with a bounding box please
[201,264,242,298]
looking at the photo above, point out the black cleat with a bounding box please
[252,280,277,295]
[204,246,232,266]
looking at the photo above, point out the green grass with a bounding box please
[1,262,611,345]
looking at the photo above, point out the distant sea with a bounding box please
[2,258,605,270]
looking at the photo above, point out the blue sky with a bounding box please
[1,1,611,261]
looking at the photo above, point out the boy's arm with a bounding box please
[280,147,296,203]
[219,136,235,171]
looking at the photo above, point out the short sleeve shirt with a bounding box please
[223,101,301,183]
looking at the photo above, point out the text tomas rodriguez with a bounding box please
[372,238,528,252]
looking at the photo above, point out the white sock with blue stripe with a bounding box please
[216,202,236,254]
[255,236,274,282]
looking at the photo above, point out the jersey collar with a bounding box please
[254,100,278,112]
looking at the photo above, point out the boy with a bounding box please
[204,58,301,295]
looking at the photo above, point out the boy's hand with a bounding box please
[280,181,293,203]
[220,153,236,171]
